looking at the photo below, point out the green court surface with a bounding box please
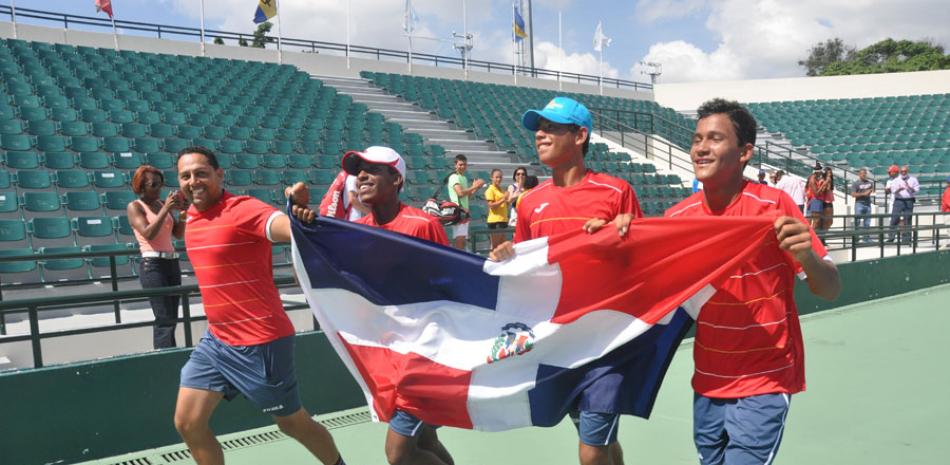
[86,284,950,465]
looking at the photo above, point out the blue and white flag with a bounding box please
[291,215,773,431]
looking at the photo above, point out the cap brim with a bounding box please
[522,109,573,131]
[341,151,364,176]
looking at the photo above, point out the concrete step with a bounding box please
[373,108,435,119]
[311,74,371,87]
[332,85,387,95]
[391,119,456,130]
[351,99,417,111]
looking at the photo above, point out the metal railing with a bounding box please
[1,5,652,92]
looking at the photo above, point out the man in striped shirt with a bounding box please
[665,100,840,465]
[173,146,346,465]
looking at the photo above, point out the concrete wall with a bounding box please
[655,69,950,111]
[2,22,652,101]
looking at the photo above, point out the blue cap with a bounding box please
[946,176,950,183]
[522,97,593,134]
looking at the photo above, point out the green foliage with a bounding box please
[801,38,950,76]
[213,37,224,45]
[251,21,274,49]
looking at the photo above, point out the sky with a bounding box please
[16,0,950,84]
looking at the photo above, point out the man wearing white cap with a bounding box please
[340,146,453,465]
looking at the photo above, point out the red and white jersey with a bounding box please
[665,181,830,398]
[357,203,449,246]
[514,170,641,242]
[185,192,295,346]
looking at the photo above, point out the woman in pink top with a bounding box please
[128,165,186,349]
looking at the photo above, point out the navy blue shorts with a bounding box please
[180,331,301,417]
[694,393,791,465]
[570,410,620,446]
[807,199,824,214]
[389,410,440,437]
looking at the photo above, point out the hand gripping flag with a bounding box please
[291,215,775,431]
[254,0,277,24]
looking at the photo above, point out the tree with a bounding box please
[213,37,224,45]
[251,21,274,49]
[800,38,950,76]
[798,38,855,76]
[238,37,249,47]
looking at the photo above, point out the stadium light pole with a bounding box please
[463,0,468,79]
[527,0,535,77]
[346,0,351,69]
[199,0,206,57]
[512,3,517,85]
[276,0,284,64]
[557,10,562,91]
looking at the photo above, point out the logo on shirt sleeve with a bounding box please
[534,202,550,214]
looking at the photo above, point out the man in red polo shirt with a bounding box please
[173,146,346,465]
[338,146,452,465]
[491,96,638,465]
[665,99,840,465]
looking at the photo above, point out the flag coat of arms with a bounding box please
[291,215,775,431]
[254,0,277,24]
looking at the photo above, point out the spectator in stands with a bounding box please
[514,174,540,211]
[821,167,836,233]
[339,147,454,465]
[128,165,186,350]
[490,96,638,465]
[805,163,825,231]
[942,176,950,248]
[773,170,805,213]
[850,168,875,243]
[507,166,528,226]
[887,165,920,243]
[665,98,840,465]
[172,146,346,465]
[484,168,511,249]
[884,164,900,214]
[446,154,485,250]
[757,169,768,185]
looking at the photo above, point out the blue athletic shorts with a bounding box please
[389,410,440,437]
[180,330,302,417]
[694,393,792,465]
[570,410,620,446]
[807,199,824,214]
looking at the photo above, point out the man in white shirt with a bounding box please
[773,170,805,213]
[887,165,920,243]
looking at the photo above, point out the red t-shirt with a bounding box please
[356,203,449,246]
[941,186,950,212]
[185,192,295,346]
[514,170,641,242]
[665,181,830,398]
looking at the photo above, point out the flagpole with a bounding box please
[10,0,17,40]
[346,0,351,69]
[276,0,283,64]
[462,0,468,80]
[599,46,604,96]
[557,10,562,91]
[512,3,517,85]
[199,0,206,56]
[110,10,119,51]
[406,0,413,74]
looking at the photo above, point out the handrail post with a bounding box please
[110,255,121,323]
[29,304,43,368]
[182,292,193,347]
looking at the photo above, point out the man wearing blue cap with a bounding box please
[491,96,641,465]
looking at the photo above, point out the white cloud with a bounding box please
[634,0,706,22]
[637,0,950,83]
[535,41,620,78]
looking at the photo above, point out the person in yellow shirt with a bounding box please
[484,168,510,248]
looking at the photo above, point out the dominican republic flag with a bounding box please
[291,215,774,431]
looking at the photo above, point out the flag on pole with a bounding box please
[403,0,419,34]
[95,0,113,18]
[513,7,527,42]
[291,215,775,431]
[593,21,611,52]
[254,0,277,24]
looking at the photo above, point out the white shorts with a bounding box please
[451,222,469,239]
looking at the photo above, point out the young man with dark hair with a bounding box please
[490,96,639,465]
[851,168,875,242]
[339,146,454,465]
[172,146,346,465]
[446,154,485,250]
[665,99,840,465]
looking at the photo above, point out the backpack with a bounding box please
[318,170,351,219]
[422,172,469,226]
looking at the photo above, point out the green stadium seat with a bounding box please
[65,191,102,211]
[103,191,137,211]
[36,134,67,152]
[219,139,244,154]
[0,190,19,215]
[234,154,260,169]
[19,106,48,122]
[0,119,24,134]
[93,170,127,188]
[121,122,148,138]
[86,243,132,269]
[74,216,115,240]
[6,151,41,169]
[56,169,91,189]
[70,135,101,152]
[0,247,37,274]
[281,170,307,185]
[254,170,281,186]
[113,152,144,169]
[16,170,54,189]
[0,170,10,189]
[39,246,88,280]
[91,121,119,137]
[163,170,179,187]
[246,188,277,204]
[79,151,112,169]
[51,107,78,122]
[27,119,57,136]
[245,139,269,154]
[103,136,131,153]
[2,133,33,151]
[260,155,287,169]
[22,191,62,213]
[288,154,316,168]
[226,170,253,186]
[133,137,161,153]
[164,137,189,154]
[115,215,133,237]
[30,216,73,240]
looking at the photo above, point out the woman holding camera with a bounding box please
[128,165,186,349]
